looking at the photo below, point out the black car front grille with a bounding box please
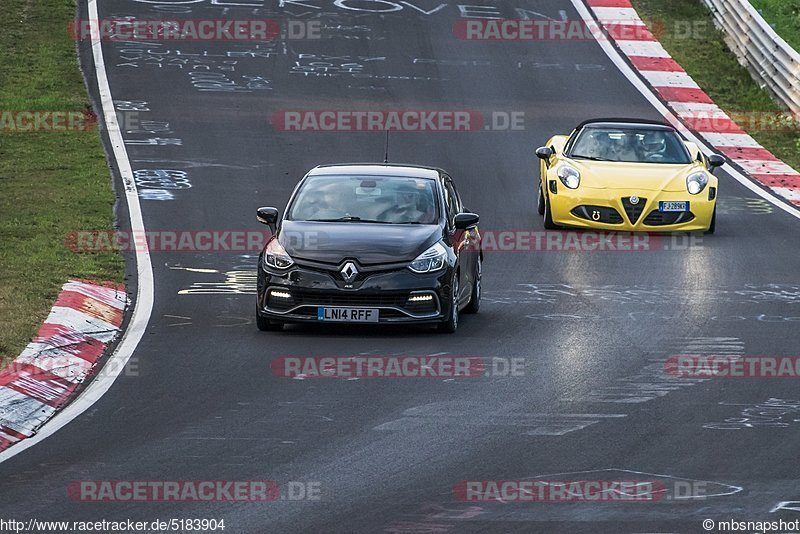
[299,264,396,286]
[353,271,377,283]
[621,197,647,224]
[571,205,623,224]
[642,210,696,226]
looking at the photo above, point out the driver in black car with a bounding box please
[380,184,427,223]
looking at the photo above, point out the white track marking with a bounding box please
[592,7,645,24]
[737,160,796,174]
[771,187,800,202]
[701,132,763,148]
[668,102,726,115]
[0,0,154,463]
[640,70,701,89]
[616,40,671,58]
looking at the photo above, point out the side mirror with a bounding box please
[257,207,279,224]
[536,146,554,160]
[454,212,479,230]
[708,154,725,171]
[257,207,279,233]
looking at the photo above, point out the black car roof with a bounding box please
[308,163,443,179]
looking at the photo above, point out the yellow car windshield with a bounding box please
[570,127,692,164]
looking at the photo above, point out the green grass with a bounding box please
[631,0,800,169]
[749,0,800,52]
[0,0,123,365]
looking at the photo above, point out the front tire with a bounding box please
[537,183,545,215]
[464,256,481,314]
[438,276,459,333]
[543,188,558,230]
[705,207,716,234]
[256,306,283,331]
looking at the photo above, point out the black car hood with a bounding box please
[279,221,442,265]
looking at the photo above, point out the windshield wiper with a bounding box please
[307,216,391,223]
[571,154,609,161]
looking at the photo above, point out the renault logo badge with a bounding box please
[340,262,359,282]
[630,196,640,205]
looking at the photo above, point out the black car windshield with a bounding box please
[288,175,439,224]
[569,126,692,164]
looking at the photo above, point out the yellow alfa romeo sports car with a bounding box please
[536,119,725,233]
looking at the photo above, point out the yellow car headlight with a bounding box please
[557,165,581,189]
[686,171,709,195]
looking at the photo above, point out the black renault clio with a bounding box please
[255,163,482,333]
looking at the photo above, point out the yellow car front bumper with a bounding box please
[548,186,715,232]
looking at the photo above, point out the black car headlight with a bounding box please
[408,242,447,273]
[263,237,294,270]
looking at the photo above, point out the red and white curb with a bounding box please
[0,280,126,451]
[586,0,800,207]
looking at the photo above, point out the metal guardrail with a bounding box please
[701,0,800,113]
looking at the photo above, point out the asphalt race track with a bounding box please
[2,1,800,532]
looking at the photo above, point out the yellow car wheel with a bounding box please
[543,189,558,230]
[706,207,716,234]
[537,183,545,215]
